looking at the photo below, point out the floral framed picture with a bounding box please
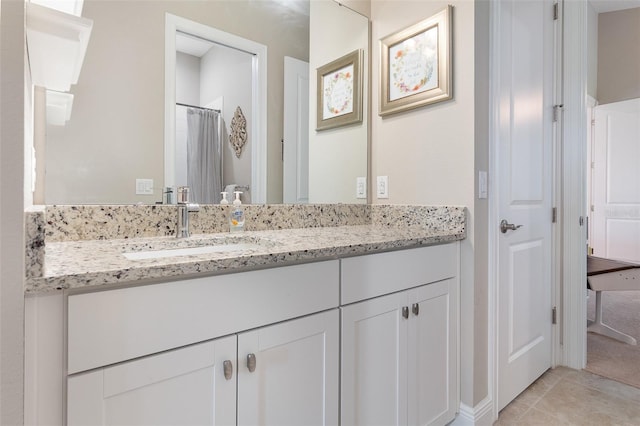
[379,6,452,116]
[316,49,363,131]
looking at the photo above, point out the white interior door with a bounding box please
[283,56,309,204]
[591,98,640,263]
[496,0,555,411]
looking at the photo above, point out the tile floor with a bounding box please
[494,367,640,425]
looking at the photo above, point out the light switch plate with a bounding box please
[356,177,366,199]
[136,179,154,195]
[377,176,389,199]
[478,171,488,199]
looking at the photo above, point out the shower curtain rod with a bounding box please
[176,102,221,113]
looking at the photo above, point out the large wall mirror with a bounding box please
[39,0,369,205]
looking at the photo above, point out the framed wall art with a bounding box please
[316,49,363,131]
[379,6,452,116]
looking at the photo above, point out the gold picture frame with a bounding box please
[379,6,452,116]
[316,49,363,131]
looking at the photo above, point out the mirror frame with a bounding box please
[163,13,268,203]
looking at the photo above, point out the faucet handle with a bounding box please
[177,186,190,204]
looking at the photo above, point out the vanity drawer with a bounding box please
[67,260,339,374]
[340,243,458,304]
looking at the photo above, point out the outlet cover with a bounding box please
[356,177,366,199]
[136,178,154,195]
[377,176,389,199]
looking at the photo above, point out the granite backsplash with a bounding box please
[25,204,466,280]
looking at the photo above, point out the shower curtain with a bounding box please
[186,107,223,204]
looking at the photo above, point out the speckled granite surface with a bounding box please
[25,208,45,279]
[24,204,466,294]
[41,204,372,242]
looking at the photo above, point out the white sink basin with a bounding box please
[123,243,264,260]
[120,235,277,261]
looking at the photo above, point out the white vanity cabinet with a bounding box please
[25,243,460,426]
[65,261,340,426]
[340,244,459,426]
[67,309,339,426]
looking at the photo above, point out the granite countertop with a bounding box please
[25,224,465,294]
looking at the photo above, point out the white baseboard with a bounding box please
[451,397,494,426]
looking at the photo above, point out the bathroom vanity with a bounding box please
[24,204,464,426]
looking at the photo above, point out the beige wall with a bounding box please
[1,0,26,423]
[597,7,640,104]
[43,0,308,205]
[308,0,369,204]
[371,0,488,407]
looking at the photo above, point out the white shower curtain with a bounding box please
[186,107,223,204]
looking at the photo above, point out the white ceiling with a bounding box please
[175,32,215,58]
[589,0,640,13]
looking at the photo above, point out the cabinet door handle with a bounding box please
[247,353,257,372]
[223,360,233,380]
[412,303,420,316]
[402,306,409,319]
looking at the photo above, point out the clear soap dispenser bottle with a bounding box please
[229,191,245,232]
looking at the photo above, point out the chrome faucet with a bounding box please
[176,186,199,238]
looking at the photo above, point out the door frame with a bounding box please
[164,13,268,203]
[488,0,588,420]
[557,0,588,371]
[283,56,309,204]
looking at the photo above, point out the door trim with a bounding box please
[488,0,501,419]
[559,0,588,370]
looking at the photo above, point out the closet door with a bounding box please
[67,336,236,426]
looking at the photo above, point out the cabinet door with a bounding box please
[341,292,409,426]
[408,279,457,426]
[67,335,237,426]
[237,309,339,426]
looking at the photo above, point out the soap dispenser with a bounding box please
[229,191,245,232]
[220,192,229,205]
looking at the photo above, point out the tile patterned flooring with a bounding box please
[494,367,640,425]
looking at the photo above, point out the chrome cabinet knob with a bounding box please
[402,306,409,319]
[246,353,256,372]
[223,360,233,380]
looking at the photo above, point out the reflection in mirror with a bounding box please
[165,16,263,204]
[38,0,368,205]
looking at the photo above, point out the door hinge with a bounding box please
[553,3,559,20]
[281,138,284,162]
[553,104,563,122]
[552,207,557,223]
[552,306,557,325]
